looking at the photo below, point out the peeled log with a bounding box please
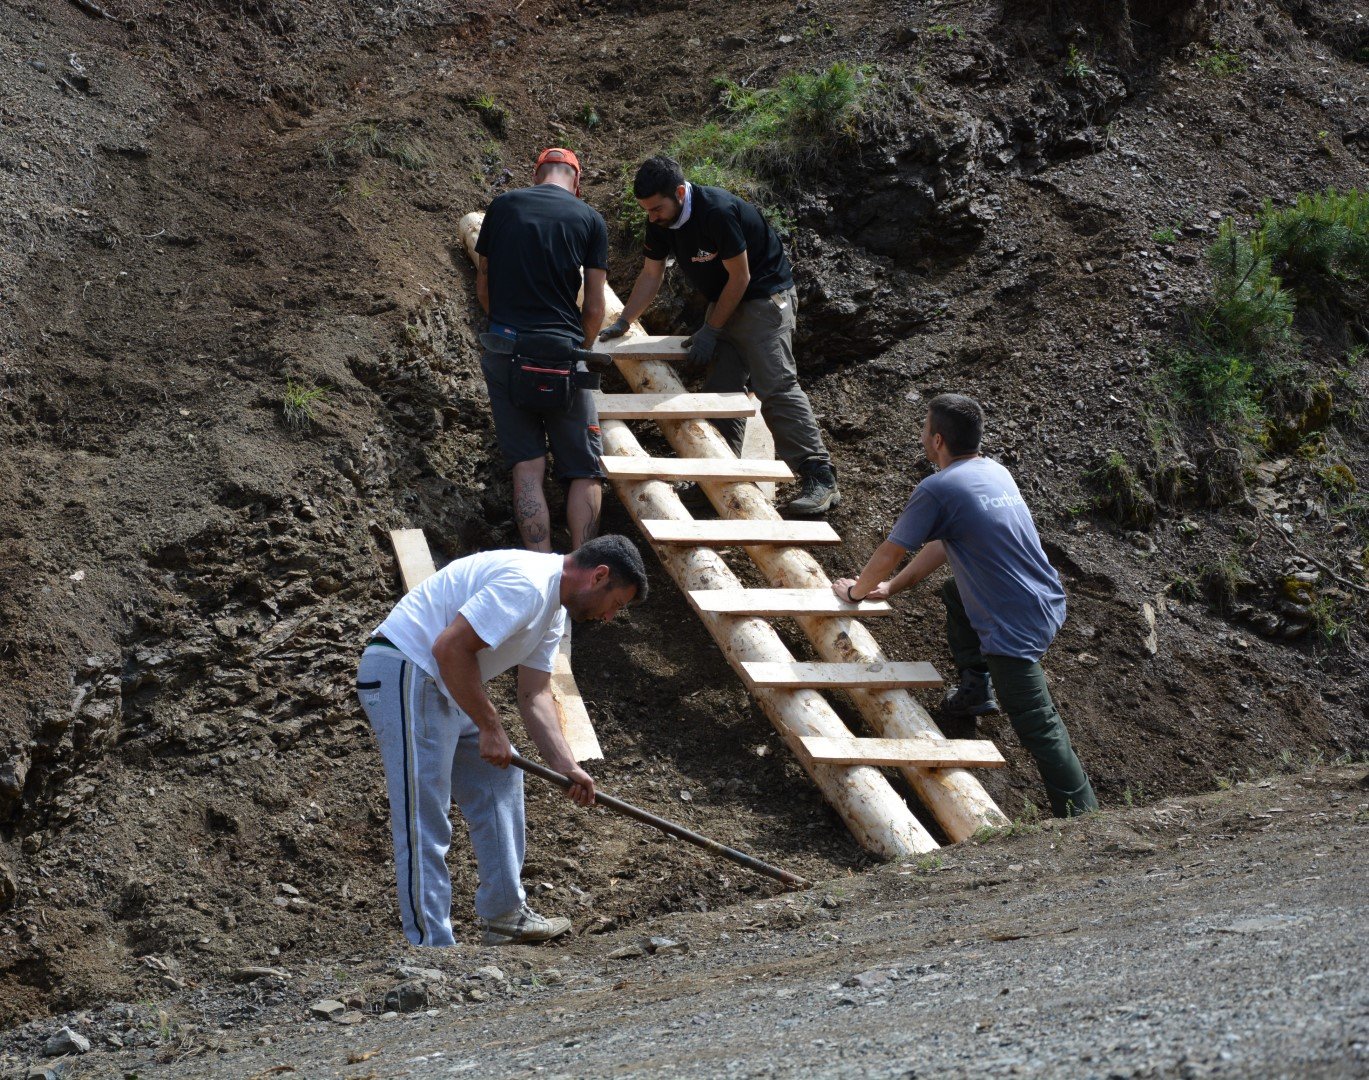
[457,211,1005,846]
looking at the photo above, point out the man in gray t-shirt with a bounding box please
[833,394,1096,817]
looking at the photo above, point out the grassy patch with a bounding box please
[1151,226,1179,246]
[282,379,326,431]
[468,93,508,137]
[1064,44,1094,81]
[1196,44,1245,77]
[619,63,877,239]
[325,122,432,171]
[1090,449,1157,528]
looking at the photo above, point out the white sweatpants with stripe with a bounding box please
[356,644,526,947]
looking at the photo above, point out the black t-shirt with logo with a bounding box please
[476,184,609,341]
[642,185,793,303]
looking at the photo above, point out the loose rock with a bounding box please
[43,1026,91,1056]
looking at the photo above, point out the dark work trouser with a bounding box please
[701,287,830,470]
[941,578,1098,818]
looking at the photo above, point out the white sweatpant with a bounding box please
[356,643,526,946]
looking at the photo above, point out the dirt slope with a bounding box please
[0,0,1366,1030]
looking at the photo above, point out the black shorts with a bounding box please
[479,350,604,481]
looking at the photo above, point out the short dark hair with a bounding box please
[534,161,577,185]
[926,393,984,455]
[570,534,649,603]
[633,155,685,200]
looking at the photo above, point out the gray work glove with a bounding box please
[681,323,720,370]
[598,317,630,342]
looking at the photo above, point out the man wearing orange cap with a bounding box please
[475,148,608,551]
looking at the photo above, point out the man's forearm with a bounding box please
[519,689,578,773]
[581,302,605,348]
[435,648,502,732]
[707,272,749,330]
[619,265,664,325]
[849,540,907,599]
[888,540,948,596]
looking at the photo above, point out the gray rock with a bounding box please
[607,943,647,960]
[392,964,446,982]
[474,965,506,983]
[843,969,890,990]
[648,936,688,955]
[43,1026,91,1056]
[331,1010,366,1025]
[308,999,345,1019]
[384,979,430,1013]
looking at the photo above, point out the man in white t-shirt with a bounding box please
[356,535,649,946]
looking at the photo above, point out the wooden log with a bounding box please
[640,519,842,546]
[601,457,793,483]
[593,392,758,420]
[459,210,996,848]
[600,422,937,857]
[740,661,943,691]
[795,736,1006,769]
[688,589,893,618]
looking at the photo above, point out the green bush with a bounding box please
[671,63,873,189]
[1196,219,1296,356]
[1260,189,1369,325]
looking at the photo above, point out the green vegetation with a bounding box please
[1064,44,1094,81]
[1159,190,1366,433]
[1151,226,1179,246]
[1196,44,1245,77]
[577,103,601,129]
[469,93,508,137]
[1199,552,1247,612]
[340,122,432,170]
[1090,449,1157,528]
[927,23,963,41]
[619,62,876,239]
[282,378,326,431]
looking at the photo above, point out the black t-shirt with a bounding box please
[475,184,609,341]
[642,185,793,303]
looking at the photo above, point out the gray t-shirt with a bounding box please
[889,457,1065,661]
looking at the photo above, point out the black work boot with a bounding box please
[783,461,840,517]
[941,669,1000,720]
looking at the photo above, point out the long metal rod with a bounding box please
[511,753,810,890]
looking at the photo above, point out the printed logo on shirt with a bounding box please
[690,249,718,263]
[979,490,1026,511]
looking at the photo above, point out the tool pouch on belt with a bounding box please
[484,331,606,413]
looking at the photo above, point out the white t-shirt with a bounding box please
[375,549,566,700]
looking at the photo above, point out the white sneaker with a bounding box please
[480,902,571,946]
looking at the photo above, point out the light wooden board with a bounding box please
[592,392,758,420]
[689,589,893,617]
[795,736,1006,769]
[598,334,688,360]
[387,528,601,762]
[551,627,603,761]
[390,529,437,592]
[601,456,794,483]
[742,398,777,502]
[640,519,842,546]
[740,661,943,690]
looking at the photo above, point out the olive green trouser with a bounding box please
[941,578,1098,818]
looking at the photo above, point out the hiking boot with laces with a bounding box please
[782,461,840,517]
[480,902,571,946]
[941,669,1000,720]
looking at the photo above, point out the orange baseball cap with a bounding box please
[534,147,581,194]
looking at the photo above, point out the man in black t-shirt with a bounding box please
[475,148,609,551]
[600,155,838,517]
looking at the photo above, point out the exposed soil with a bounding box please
[1,0,1366,1047]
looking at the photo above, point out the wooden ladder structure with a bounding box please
[459,212,1008,858]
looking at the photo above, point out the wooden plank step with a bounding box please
[389,528,436,592]
[598,334,688,361]
[601,456,794,483]
[593,392,758,420]
[796,736,1006,769]
[639,519,842,546]
[689,589,892,617]
[740,661,943,690]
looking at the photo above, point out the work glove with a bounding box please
[681,323,720,370]
[598,317,630,342]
